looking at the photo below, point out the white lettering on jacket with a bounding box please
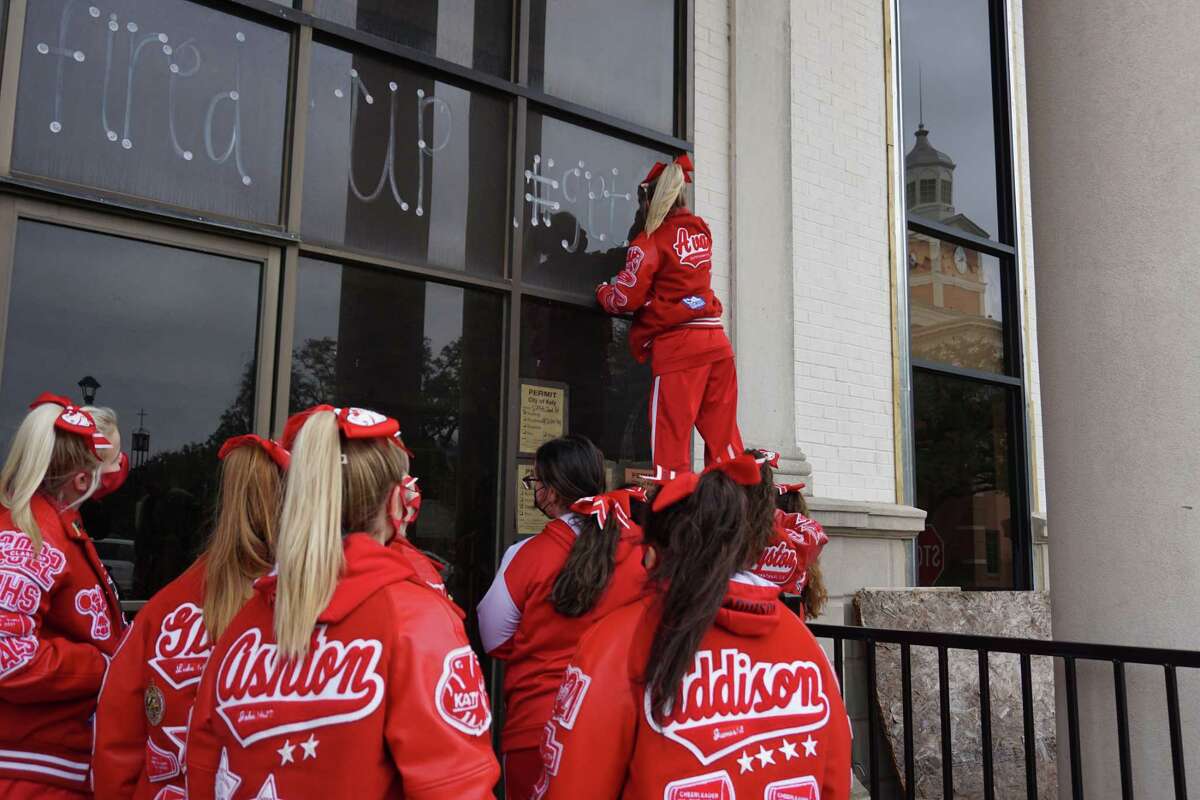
[149,602,212,690]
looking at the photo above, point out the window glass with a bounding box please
[908,234,1006,374]
[529,0,675,133]
[291,257,503,614]
[914,372,1016,589]
[0,220,263,602]
[303,41,509,276]
[521,113,670,295]
[900,0,1000,241]
[312,0,510,79]
[13,0,290,224]
[519,298,652,525]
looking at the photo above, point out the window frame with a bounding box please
[897,0,1034,590]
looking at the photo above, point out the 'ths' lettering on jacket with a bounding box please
[596,208,733,375]
[0,493,125,792]
[186,533,500,800]
[535,575,853,800]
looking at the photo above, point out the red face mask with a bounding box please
[92,452,129,501]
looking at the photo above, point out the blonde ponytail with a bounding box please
[0,405,62,552]
[644,161,687,235]
[274,411,344,659]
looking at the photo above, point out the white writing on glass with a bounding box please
[31,0,254,186]
[519,154,635,252]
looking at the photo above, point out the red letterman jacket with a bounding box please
[536,574,852,800]
[186,533,499,800]
[0,493,125,791]
[93,558,212,800]
[477,513,648,752]
[596,208,733,374]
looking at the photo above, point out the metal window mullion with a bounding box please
[284,25,313,232]
[0,0,27,177]
[297,242,512,295]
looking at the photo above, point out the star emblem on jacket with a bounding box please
[253,774,284,800]
[215,748,242,800]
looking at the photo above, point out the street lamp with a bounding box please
[78,375,100,406]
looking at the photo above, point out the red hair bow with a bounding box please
[778,512,828,564]
[218,434,291,471]
[776,482,807,495]
[755,450,781,468]
[642,153,695,185]
[29,392,112,458]
[570,487,648,530]
[398,475,421,525]
[651,454,762,512]
[282,405,401,449]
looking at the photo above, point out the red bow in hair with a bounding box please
[29,392,112,458]
[651,454,762,512]
[218,434,291,471]
[754,450,781,468]
[282,405,401,449]
[570,487,648,530]
[399,475,422,526]
[778,511,828,564]
[642,153,695,185]
[776,482,807,495]
[392,431,415,462]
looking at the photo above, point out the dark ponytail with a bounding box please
[768,459,824,620]
[642,471,771,721]
[534,436,609,617]
[746,449,780,543]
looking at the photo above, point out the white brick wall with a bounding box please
[692,0,732,308]
[789,0,896,503]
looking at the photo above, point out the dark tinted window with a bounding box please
[291,257,503,612]
[529,0,675,133]
[303,42,509,275]
[901,0,1000,240]
[521,113,669,295]
[13,0,290,224]
[914,371,1015,588]
[0,221,263,601]
[519,297,652,519]
[312,0,511,79]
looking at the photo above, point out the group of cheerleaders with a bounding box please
[0,156,852,799]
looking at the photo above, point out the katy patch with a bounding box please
[435,646,491,736]
[646,647,830,765]
[149,602,212,690]
[549,665,591,730]
[664,770,735,800]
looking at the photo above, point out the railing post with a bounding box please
[1113,661,1133,799]
[938,646,953,798]
[866,640,880,799]
[1065,656,1085,799]
[1165,665,1188,800]
[978,650,995,800]
[901,643,915,800]
[1020,653,1039,799]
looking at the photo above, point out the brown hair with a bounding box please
[202,445,284,640]
[537,436,613,618]
[0,404,101,552]
[274,411,410,659]
[641,471,771,720]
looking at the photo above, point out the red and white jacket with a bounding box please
[186,533,499,799]
[751,511,829,596]
[477,513,648,753]
[535,575,852,800]
[93,558,212,800]
[597,209,732,374]
[0,493,125,791]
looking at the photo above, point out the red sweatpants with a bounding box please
[651,356,744,474]
[0,779,89,798]
[504,747,543,800]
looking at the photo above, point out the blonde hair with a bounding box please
[83,406,120,460]
[644,161,688,235]
[0,404,101,552]
[203,446,283,640]
[274,411,409,659]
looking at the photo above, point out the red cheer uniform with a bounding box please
[477,512,648,800]
[535,574,852,800]
[186,533,499,800]
[93,559,211,800]
[0,494,125,795]
[597,208,744,473]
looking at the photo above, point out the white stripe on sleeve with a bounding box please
[477,538,534,654]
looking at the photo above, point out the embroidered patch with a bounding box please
[550,665,591,730]
[0,633,37,679]
[149,602,212,690]
[0,530,67,590]
[664,770,736,800]
[764,776,820,800]
[75,585,112,640]
[672,228,712,270]
[144,683,166,726]
[682,295,706,310]
[215,626,385,746]
[145,734,180,782]
[152,787,186,800]
[435,646,492,736]
[645,647,830,765]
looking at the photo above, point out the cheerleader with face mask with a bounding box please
[0,393,126,798]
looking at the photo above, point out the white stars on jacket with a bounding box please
[733,734,820,774]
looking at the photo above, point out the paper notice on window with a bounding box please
[516,461,544,536]
[519,382,567,455]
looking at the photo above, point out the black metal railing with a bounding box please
[799,616,1200,799]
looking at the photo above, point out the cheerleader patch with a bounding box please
[435,646,492,736]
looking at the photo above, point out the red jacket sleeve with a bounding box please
[540,624,637,799]
[92,623,151,799]
[596,233,660,315]
[385,588,499,799]
[183,659,221,800]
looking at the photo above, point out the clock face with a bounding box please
[954,246,968,274]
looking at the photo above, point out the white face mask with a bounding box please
[63,467,102,511]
